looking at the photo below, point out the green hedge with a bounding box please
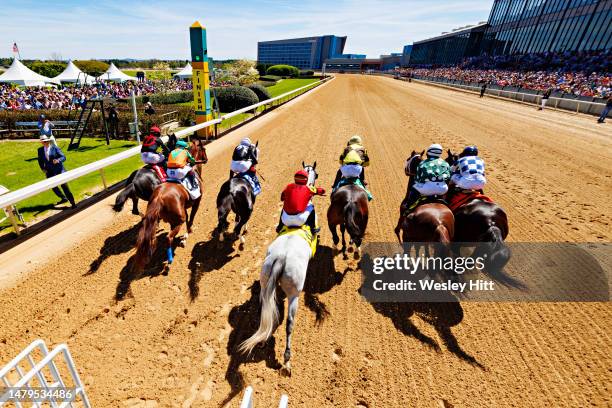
[266,65,299,78]
[133,90,192,105]
[245,84,271,102]
[214,86,259,112]
[300,70,315,76]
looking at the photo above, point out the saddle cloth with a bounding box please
[278,224,318,257]
[404,195,448,216]
[237,173,261,196]
[335,177,373,201]
[448,191,492,212]
[167,178,201,200]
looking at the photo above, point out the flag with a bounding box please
[12,42,18,53]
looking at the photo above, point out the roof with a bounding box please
[413,23,488,45]
[173,63,192,79]
[0,58,59,86]
[96,63,137,82]
[52,61,94,84]
[258,35,346,45]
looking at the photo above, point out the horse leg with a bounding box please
[186,197,201,234]
[329,221,340,247]
[281,294,299,377]
[166,223,182,266]
[131,193,139,215]
[234,209,252,250]
[340,224,348,259]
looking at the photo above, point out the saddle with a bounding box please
[448,190,492,212]
[235,172,261,196]
[144,164,167,183]
[277,224,318,257]
[334,177,373,201]
[167,176,201,200]
[404,195,447,216]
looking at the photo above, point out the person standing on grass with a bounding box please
[37,114,57,146]
[37,135,76,209]
[108,105,120,139]
[539,88,552,110]
[597,96,611,123]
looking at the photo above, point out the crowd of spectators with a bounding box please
[399,50,610,98]
[0,79,193,111]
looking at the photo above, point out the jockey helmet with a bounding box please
[461,145,478,157]
[348,135,362,145]
[150,126,161,135]
[294,169,309,185]
[176,140,188,148]
[240,137,252,146]
[426,143,443,158]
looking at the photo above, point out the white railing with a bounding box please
[402,76,607,116]
[0,339,91,407]
[240,386,288,408]
[1,76,333,235]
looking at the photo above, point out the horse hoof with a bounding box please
[162,265,170,276]
[238,242,245,251]
[347,246,354,253]
[280,364,292,377]
[354,250,361,260]
[132,210,139,216]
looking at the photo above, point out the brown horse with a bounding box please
[445,150,516,282]
[327,184,369,259]
[133,138,208,272]
[396,151,454,252]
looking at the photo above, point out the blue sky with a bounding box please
[1,0,493,60]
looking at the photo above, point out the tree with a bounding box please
[218,60,259,85]
[28,61,66,77]
[74,60,110,77]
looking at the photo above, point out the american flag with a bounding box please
[12,43,18,53]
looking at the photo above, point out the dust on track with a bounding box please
[0,75,610,407]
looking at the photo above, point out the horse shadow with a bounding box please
[303,245,345,325]
[371,301,484,369]
[114,232,171,301]
[220,281,283,406]
[86,221,142,276]
[187,234,240,301]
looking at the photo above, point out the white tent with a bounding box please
[0,58,59,86]
[173,63,192,79]
[96,63,137,82]
[52,60,94,84]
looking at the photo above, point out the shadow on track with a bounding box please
[86,221,142,275]
[371,301,484,369]
[220,281,283,407]
[302,245,344,325]
[187,234,241,301]
[114,232,171,301]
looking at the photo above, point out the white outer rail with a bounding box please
[1,76,331,235]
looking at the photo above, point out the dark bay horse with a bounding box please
[113,134,178,215]
[214,176,254,249]
[133,139,207,272]
[445,150,515,282]
[396,151,454,255]
[327,183,369,259]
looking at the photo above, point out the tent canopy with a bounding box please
[173,63,192,79]
[96,63,137,82]
[52,60,94,84]
[0,58,59,86]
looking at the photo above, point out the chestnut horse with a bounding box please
[327,184,369,259]
[133,138,208,272]
[395,151,454,253]
[445,150,515,281]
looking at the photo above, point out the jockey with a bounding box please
[276,170,325,234]
[332,135,370,191]
[140,126,169,182]
[230,138,261,198]
[166,140,198,191]
[402,144,451,213]
[450,145,486,192]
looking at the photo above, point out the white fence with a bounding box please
[400,75,607,116]
[0,339,90,407]
[1,76,333,235]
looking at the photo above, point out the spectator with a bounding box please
[37,114,57,147]
[480,82,487,98]
[597,96,612,124]
[144,101,155,115]
[108,105,120,139]
[37,135,76,209]
[539,88,552,111]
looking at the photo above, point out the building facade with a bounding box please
[257,35,347,70]
[482,0,612,56]
[409,23,488,65]
[401,45,413,66]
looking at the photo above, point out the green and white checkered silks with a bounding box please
[416,158,451,183]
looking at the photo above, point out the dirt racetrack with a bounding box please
[0,75,610,407]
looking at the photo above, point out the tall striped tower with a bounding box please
[189,21,213,138]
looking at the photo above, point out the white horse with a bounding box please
[239,162,319,376]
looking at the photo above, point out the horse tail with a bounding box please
[344,202,362,241]
[239,254,285,354]
[434,223,451,244]
[113,171,137,212]
[134,191,163,271]
[216,184,233,233]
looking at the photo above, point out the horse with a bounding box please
[113,134,178,215]
[132,138,208,272]
[214,156,259,249]
[395,151,454,259]
[239,162,319,376]
[445,150,515,281]
[327,178,369,259]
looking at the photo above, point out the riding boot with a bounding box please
[360,168,367,187]
[306,210,319,234]
[275,214,284,233]
[332,169,342,190]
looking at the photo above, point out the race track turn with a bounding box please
[0,75,610,407]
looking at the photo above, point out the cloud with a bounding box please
[0,0,493,60]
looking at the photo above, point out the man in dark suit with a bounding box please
[37,135,76,209]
